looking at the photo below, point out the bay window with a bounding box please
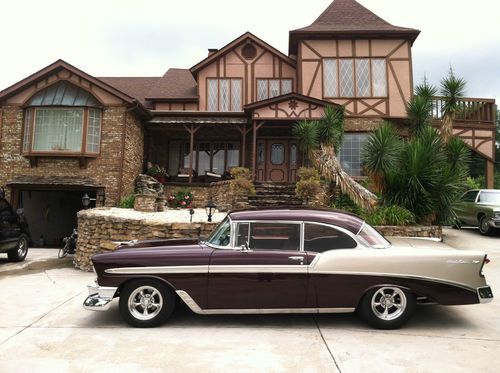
[323,58,387,98]
[207,78,243,112]
[22,81,102,156]
[257,79,293,101]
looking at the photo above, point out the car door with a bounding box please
[454,190,479,224]
[208,221,308,310]
[0,198,17,246]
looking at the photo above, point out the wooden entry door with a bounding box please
[257,140,299,182]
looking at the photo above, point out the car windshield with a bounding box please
[357,223,391,249]
[206,217,231,247]
[478,191,500,204]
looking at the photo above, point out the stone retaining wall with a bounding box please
[375,225,442,239]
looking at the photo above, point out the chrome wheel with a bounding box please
[371,287,407,321]
[17,237,28,257]
[128,286,163,321]
[479,216,490,235]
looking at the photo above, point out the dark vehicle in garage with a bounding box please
[0,196,30,262]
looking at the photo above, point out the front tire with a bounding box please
[479,215,493,236]
[7,235,29,262]
[119,279,175,328]
[358,286,416,329]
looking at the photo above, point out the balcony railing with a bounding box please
[431,97,496,125]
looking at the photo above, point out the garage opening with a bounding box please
[17,190,97,247]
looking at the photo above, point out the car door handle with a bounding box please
[288,256,304,261]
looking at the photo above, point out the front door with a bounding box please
[256,140,299,182]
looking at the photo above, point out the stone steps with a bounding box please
[249,182,303,207]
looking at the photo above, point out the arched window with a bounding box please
[22,81,102,156]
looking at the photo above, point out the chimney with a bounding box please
[208,48,218,56]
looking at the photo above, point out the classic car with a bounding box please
[0,196,30,262]
[452,189,500,235]
[83,207,493,329]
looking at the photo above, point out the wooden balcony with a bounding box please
[431,97,496,127]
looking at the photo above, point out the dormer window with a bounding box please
[22,81,102,156]
[323,58,387,98]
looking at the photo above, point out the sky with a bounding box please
[1,0,499,103]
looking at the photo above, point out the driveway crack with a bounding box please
[313,315,342,373]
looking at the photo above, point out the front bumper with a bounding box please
[488,218,500,228]
[477,286,494,304]
[83,283,118,311]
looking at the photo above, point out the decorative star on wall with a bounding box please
[288,100,298,110]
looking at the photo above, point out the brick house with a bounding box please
[0,0,496,245]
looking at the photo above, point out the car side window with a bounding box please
[236,223,250,248]
[304,223,357,253]
[248,222,300,251]
[461,191,478,202]
[0,198,12,218]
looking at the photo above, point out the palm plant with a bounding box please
[406,80,437,138]
[293,105,378,210]
[440,68,466,143]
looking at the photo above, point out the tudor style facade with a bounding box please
[0,0,496,244]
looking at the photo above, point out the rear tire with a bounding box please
[58,242,69,258]
[358,286,416,329]
[7,235,29,262]
[119,279,175,328]
[479,215,493,236]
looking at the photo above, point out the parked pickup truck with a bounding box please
[452,189,500,235]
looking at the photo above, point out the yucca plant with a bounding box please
[293,105,378,210]
[440,68,466,144]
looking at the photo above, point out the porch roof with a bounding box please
[147,114,248,125]
[7,176,104,189]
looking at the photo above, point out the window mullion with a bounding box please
[82,108,88,154]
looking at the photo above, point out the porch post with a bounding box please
[241,125,246,168]
[189,124,194,183]
[252,120,257,181]
[486,160,494,189]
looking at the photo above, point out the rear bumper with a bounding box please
[477,286,494,303]
[83,283,118,311]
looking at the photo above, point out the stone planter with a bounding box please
[375,225,442,240]
[134,194,157,212]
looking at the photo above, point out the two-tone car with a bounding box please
[452,189,500,235]
[84,207,493,329]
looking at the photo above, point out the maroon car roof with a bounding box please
[228,207,364,234]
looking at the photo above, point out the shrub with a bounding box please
[331,193,362,215]
[295,167,321,203]
[119,194,135,208]
[364,205,416,226]
[230,167,255,195]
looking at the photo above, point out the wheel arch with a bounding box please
[356,283,424,309]
[115,275,178,298]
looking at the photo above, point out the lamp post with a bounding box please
[189,208,195,223]
[205,199,217,222]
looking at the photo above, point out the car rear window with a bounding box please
[304,223,357,252]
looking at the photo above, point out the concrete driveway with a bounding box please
[0,228,499,373]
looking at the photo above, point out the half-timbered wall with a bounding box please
[197,40,296,111]
[298,39,412,118]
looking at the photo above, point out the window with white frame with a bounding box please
[207,78,243,111]
[323,58,387,98]
[256,79,293,101]
[22,81,102,155]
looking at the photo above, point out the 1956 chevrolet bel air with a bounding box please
[84,208,493,329]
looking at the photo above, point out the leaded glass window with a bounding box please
[339,133,369,176]
[281,80,292,94]
[219,79,230,112]
[269,80,280,98]
[323,59,338,97]
[23,108,33,153]
[290,144,297,166]
[231,80,242,111]
[271,143,285,165]
[339,59,355,97]
[356,59,371,97]
[257,80,268,101]
[86,109,101,153]
[256,79,292,101]
[207,79,218,111]
[372,59,387,97]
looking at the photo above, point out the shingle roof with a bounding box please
[289,0,420,53]
[98,77,160,106]
[146,68,198,100]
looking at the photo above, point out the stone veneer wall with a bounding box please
[376,225,442,239]
[75,208,218,271]
[0,105,144,206]
[164,180,248,210]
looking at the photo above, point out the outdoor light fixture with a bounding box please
[205,199,217,222]
[189,208,195,223]
[82,193,96,209]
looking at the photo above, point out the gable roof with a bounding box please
[244,92,339,111]
[190,32,296,75]
[289,0,420,53]
[146,68,198,101]
[0,59,137,105]
[98,77,160,106]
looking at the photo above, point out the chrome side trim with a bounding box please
[209,265,307,274]
[175,290,355,315]
[105,265,209,275]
